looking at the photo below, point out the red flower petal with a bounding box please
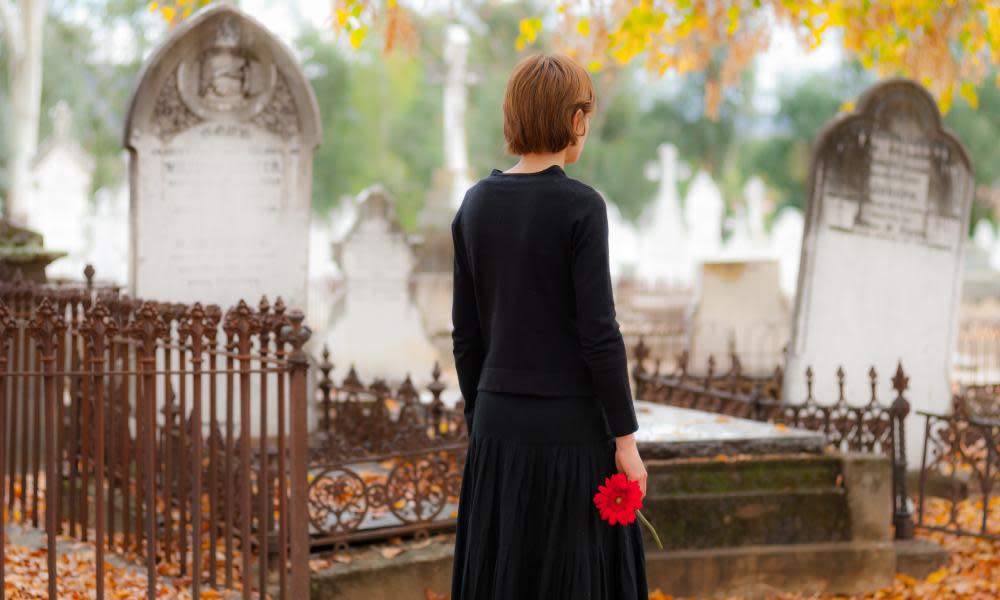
[593,473,642,526]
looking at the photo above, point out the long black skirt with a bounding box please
[451,390,648,600]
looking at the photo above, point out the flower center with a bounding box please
[615,496,622,505]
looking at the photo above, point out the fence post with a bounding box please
[318,345,333,432]
[0,305,14,600]
[179,304,206,599]
[890,362,915,540]
[27,299,66,600]
[631,337,649,400]
[81,303,115,600]
[127,302,168,600]
[283,310,312,599]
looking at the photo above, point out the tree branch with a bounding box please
[0,0,24,60]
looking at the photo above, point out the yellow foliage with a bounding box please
[160,0,997,118]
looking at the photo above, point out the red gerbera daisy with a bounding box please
[593,473,643,525]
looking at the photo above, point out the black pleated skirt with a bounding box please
[451,390,648,600]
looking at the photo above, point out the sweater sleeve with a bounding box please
[451,208,486,431]
[570,195,639,437]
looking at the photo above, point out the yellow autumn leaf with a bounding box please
[518,17,543,45]
[161,5,175,21]
[926,568,949,584]
[726,4,740,35]
[577,17,590,37]
[586,60,604,72]
[939,83,954,113]
[349,26,368,49]
[959,81,979,109]
[148,1,158,12]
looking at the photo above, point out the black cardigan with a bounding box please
[450,164,639,437]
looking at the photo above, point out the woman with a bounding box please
[450,54,649,600]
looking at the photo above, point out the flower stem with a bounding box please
[635,509,663,549]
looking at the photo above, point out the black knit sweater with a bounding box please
[450,164,639,437]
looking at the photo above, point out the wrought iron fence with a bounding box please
[0,283,312,600]
[630,337,915,540]
[916,410,1000,540]
[308,349,467,549]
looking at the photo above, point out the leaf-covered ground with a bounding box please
[4,496,997,599]
[2,523,240,599]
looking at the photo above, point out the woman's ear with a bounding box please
[573,108,587,138]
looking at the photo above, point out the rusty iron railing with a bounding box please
[631,337,915,540]
[0,283,311,600]
[916,410,1000,540]
[308,348,467,549]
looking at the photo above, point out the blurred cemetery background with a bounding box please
[0,1,999,599]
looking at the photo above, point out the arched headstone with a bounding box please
[786,79,974,465]
[322,186,439,382]
[124,4,321,309]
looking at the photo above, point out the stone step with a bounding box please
[642,453,852,549]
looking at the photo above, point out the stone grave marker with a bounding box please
[786,79,974,464]
[124,4,321,310]
[27,102,95,281]
[322,186,439,383]
[689,260,790,375]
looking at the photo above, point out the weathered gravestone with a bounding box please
[322,186,439,382]
[689,260,790,376]
[786,79,974,464]
[124,4,321,309]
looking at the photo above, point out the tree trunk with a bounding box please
[5,0,47,225]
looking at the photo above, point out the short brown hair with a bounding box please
[502,54,595,155]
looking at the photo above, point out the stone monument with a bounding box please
[786,79,974,464]
[414,24,475,360]
[635,143,690,284]
[123,4,321,310]
[683,169,725,278]
[689,260,790,375]
[323,186,439,382]
[26,101,95,281]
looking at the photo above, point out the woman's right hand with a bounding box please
[614,433,647,497]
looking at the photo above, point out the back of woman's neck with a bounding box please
[505,152,566,174]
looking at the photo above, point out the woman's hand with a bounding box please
[614,433,647,498]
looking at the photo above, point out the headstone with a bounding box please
[322,186,439,382]
[683,169,725,274]
[26,102,95,280]
[418,23,474,238]
[689,260,790,375]
[412,24,477,367]
[123,4,321,309]
[786,79,974,465]
[636,143,691,284]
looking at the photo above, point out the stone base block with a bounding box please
[894,538,949,580]
[308,538,898,600]
[645,541,896,599]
